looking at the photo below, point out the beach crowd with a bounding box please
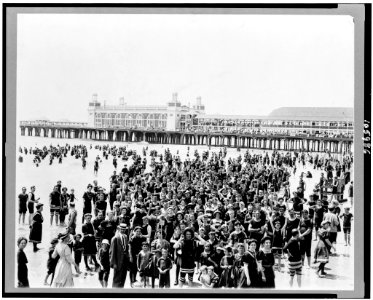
[17,144,354,289]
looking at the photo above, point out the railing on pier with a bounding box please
[19,120,88,127]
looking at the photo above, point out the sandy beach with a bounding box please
[15,135,354,290]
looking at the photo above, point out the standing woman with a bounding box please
[17,237,29,287]
[314,220,335,278]
[52,230,78,287]
[29,203,44,252]
[232,243,247,288]
[173,228,201,288]
[243,239,262,288]
[257,236,275,288]
[170,226,182,285]
[82,213,100,271]
[248,210,264,250]
[218,246,234,288]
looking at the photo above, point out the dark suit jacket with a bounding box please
[110,234,129,269]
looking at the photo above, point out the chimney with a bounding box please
[92,93,98,102]
[119,97,125,106]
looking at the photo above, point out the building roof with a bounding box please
[268,107,353,121]
[197,107,353,122]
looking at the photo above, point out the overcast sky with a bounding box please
[17,14,354,122]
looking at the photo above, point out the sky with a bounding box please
[17,13,354,122]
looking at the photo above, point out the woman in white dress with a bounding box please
[52,230,78,287]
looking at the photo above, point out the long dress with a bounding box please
[233,252,247,288]
[314,229,331,263]
[82,222,97,255]
[257,250,275,288]
[243,251,262,288]
[218,255,234,288]
[17,249,29,287]
[29,211,43,244]
[52,242,75,287]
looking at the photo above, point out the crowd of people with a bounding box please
[17,143,354,289]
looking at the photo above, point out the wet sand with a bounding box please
[15,135,354,290]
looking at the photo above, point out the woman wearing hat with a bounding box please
[29,203,44,252]
[314,220,335,278]
[52,230,78,287]
[257,236,275,288]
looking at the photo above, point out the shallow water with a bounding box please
[14,135,354,290]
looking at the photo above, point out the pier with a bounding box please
[19,121,353,153]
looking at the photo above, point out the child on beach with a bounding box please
[44,238,59,286]
[137,242,152,287]
[97,239,110,288]
[73,234,84,274]
[198,265,211,288]
[157,248,172,288]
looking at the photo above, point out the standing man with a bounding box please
[283,229,302,288]
[323,205,340,255]
[18,187,28,225]
[49,186,61,226]
[82,184,95,222]
[348,181,353,207]
[27,186,39,226]
[67,202,77,235]
[109,183,118,211]
[110,223,130,288]
[128,226,147,287]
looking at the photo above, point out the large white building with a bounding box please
[87,93,205,131]
[87,93,353,138]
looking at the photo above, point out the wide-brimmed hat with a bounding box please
[102,239,110,245]
[36,203,44,209]
[57,230,70,240]
[118,223,127,230]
